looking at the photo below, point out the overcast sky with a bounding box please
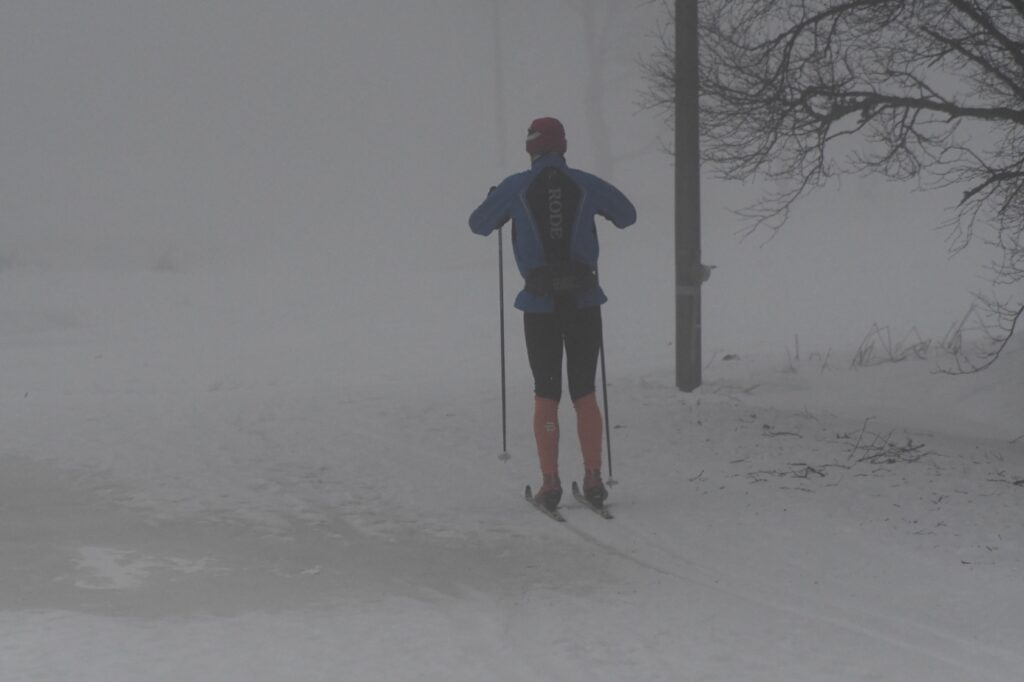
[0,1,991,361]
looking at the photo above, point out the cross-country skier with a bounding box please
[469,117,636,512]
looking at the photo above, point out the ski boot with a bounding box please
[582,470,608,508]
[534,474,563,512]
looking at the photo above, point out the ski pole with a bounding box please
[498,225,510,461]
[600,339,615,485]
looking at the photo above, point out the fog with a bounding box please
[3,7,1021,678]
[1,0,990,366]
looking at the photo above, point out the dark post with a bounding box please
[675,0,702,391]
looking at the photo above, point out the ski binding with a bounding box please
[572,481,613,519]
[525,485,566,522]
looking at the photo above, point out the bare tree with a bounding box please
[565,0,660,179]
[574,0,614,179]
[640,0,1024,369]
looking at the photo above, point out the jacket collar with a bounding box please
[530,153,567,170]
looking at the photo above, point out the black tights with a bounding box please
[523,307,602,403]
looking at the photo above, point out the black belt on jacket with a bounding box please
[524,261,598,299]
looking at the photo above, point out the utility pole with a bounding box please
[675,0,703,391]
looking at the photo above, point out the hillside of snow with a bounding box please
[2,264,1021,682]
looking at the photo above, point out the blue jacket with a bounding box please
[469,154,636,313]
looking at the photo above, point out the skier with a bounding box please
[469,117,636,512]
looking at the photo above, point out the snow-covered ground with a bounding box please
[2,263,1021,682]
[3,2,1021,679]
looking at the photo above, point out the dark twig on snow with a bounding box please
[987,473,1024,486]
[851,324,932,368]
[761,425,804,438]
[846,422,934,466]
[938,301,1023,375]
[746,463,828,482]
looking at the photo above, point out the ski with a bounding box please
[525,485,566,522]
[572,481,614,519]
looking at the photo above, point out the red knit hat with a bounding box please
[526,117,567,158]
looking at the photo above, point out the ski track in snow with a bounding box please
[1,268,1022,681]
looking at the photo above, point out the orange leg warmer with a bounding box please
[574,392,603,473]
[533,397,560,476]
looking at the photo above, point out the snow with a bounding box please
[2,2,1022,679]
[1,263,1021,682]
